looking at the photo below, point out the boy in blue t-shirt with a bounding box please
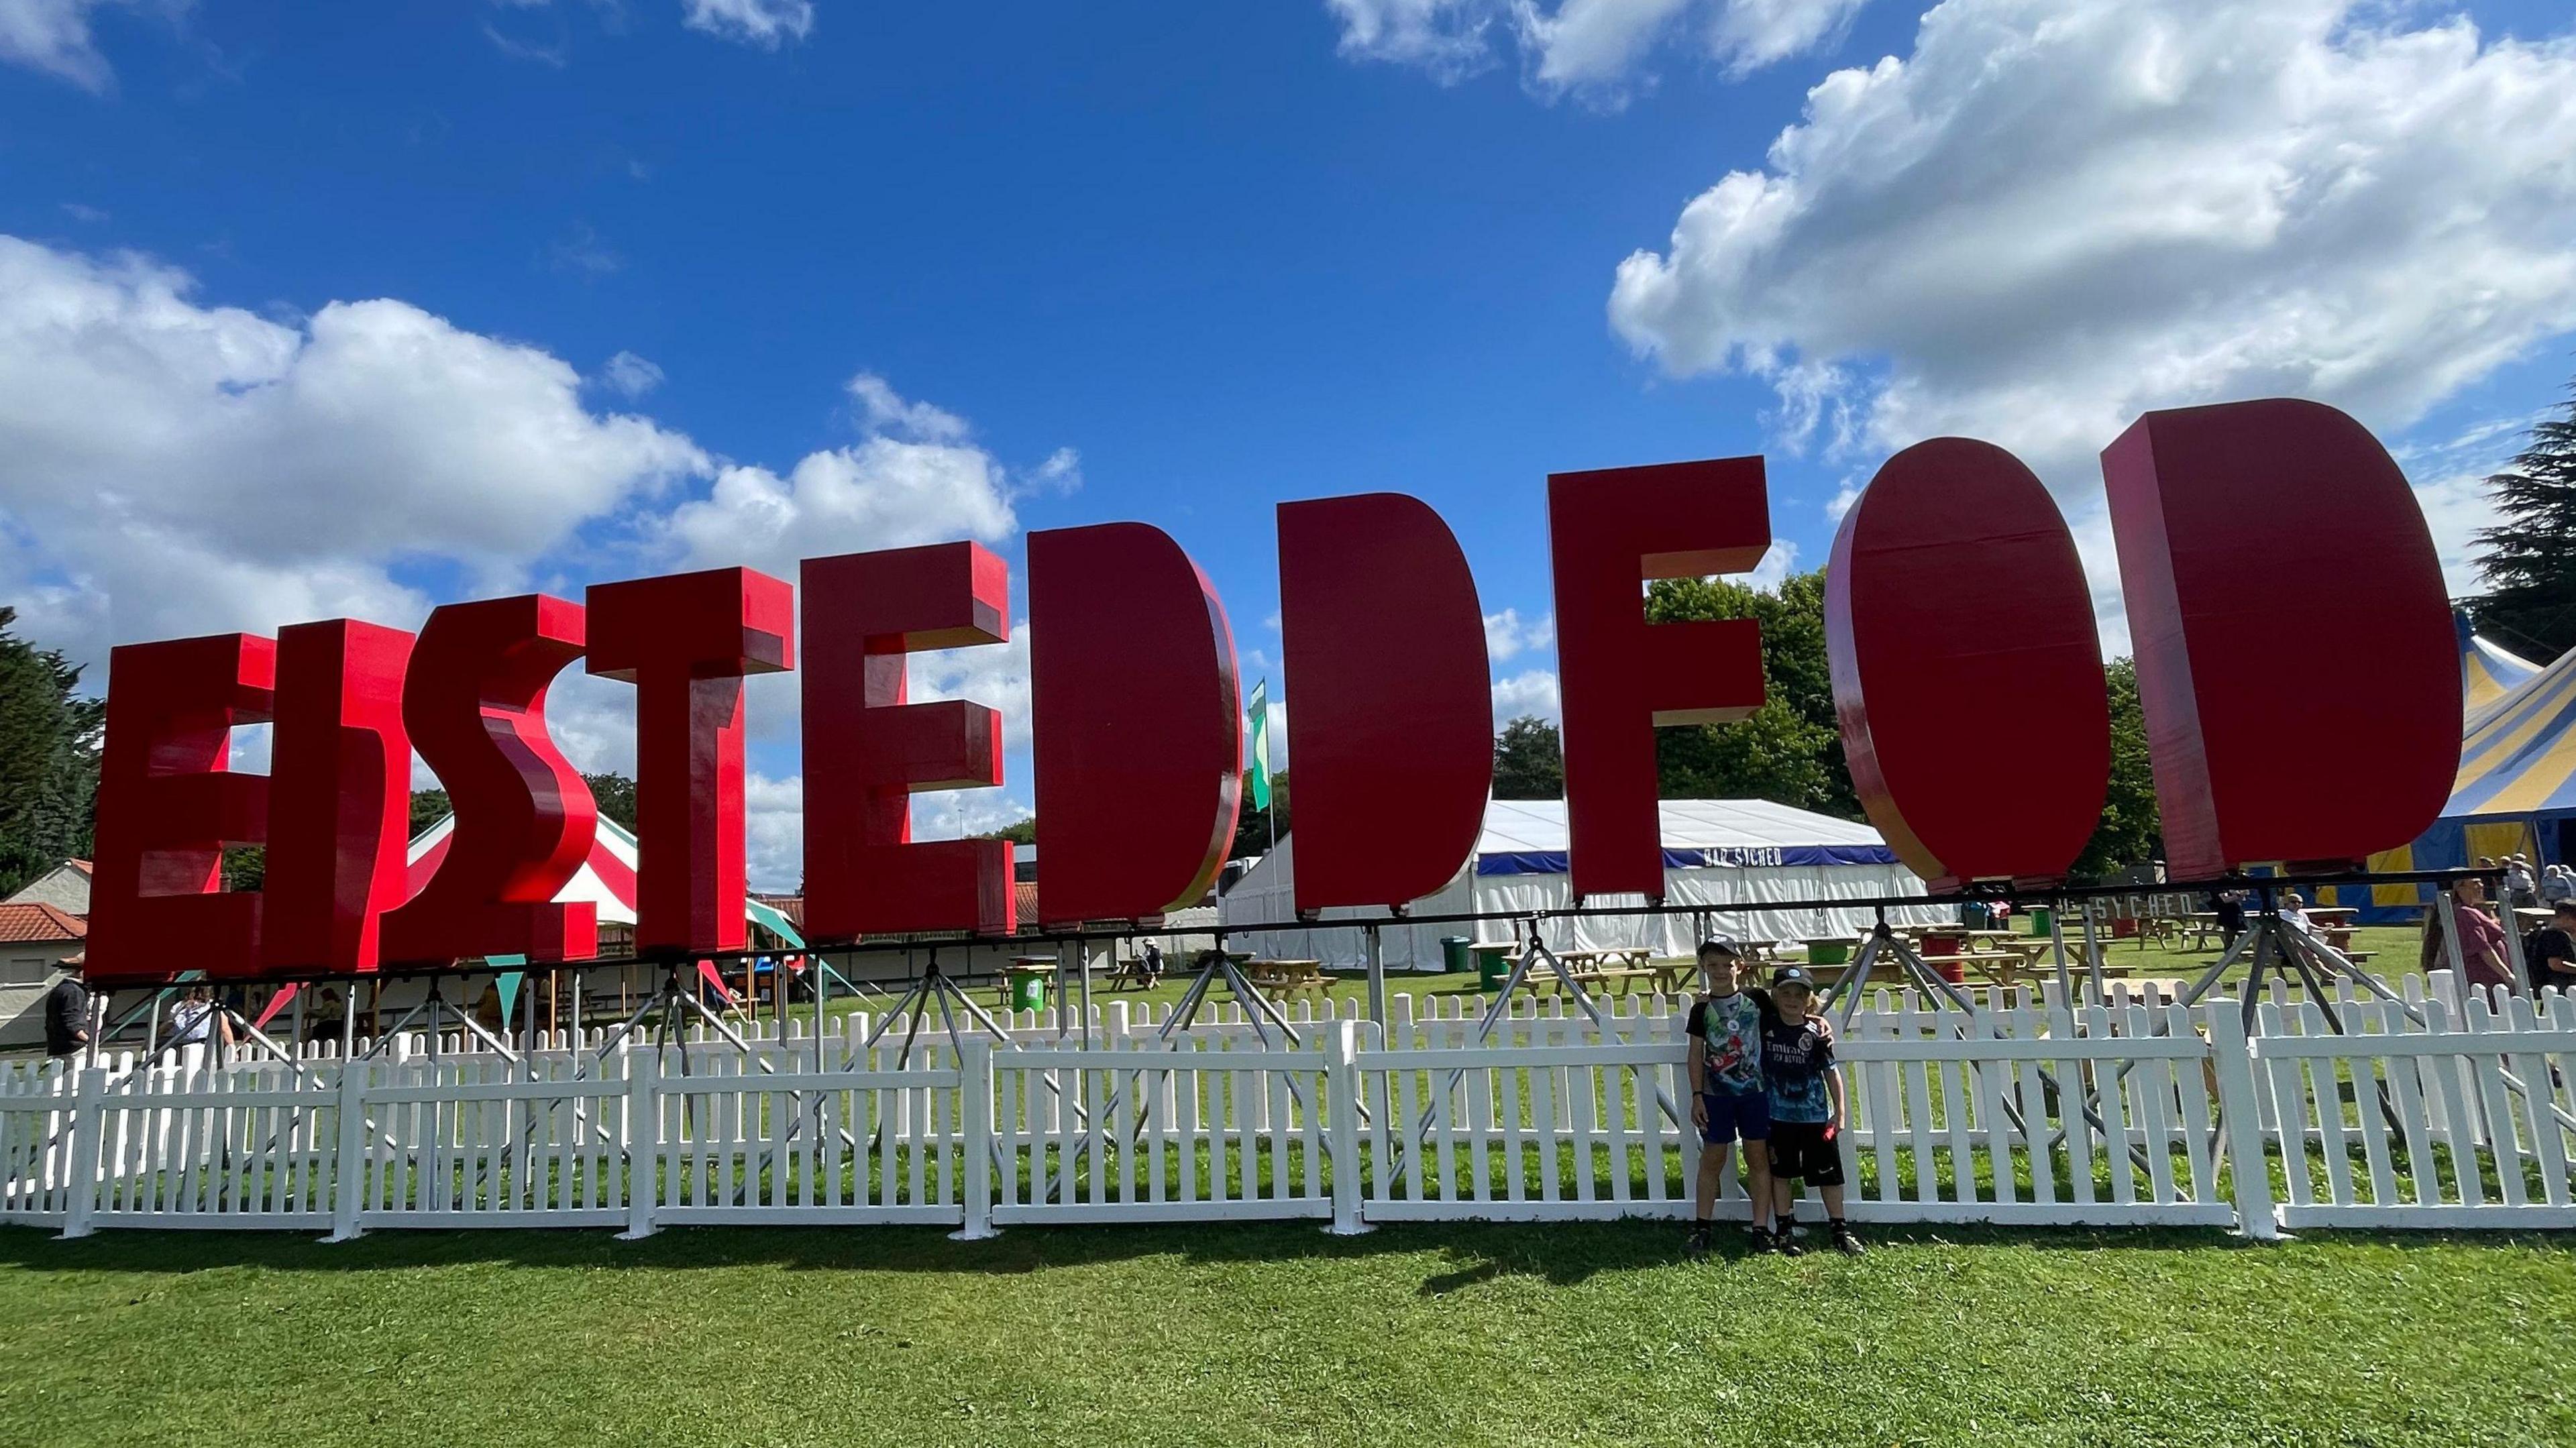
[1762,968,1862,1256]
[1684,938,1777,1258]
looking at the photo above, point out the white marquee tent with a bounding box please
[1218,798,1944,970]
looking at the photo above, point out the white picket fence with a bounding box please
[8,982,2575,1240]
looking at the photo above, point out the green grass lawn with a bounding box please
[805,924,2436,1025]
[3,1221,2568,1447]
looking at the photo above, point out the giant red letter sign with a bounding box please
[2104,398,2457,877]
[1827,439,2108,890]
[1279,494,1491,910]
[382,596,598,964]
[588,567,794,954]
[88,634,276,985]
[1028,523,1240,925]
[802,543,1014,938]
[1549,459,1770,898]
[262,620,416,974]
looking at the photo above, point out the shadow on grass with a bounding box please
[11,1216,2558,1297]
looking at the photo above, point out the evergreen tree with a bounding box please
[2470,382,2576,659]
[1491,716,1564,799]
[0,608,103,897]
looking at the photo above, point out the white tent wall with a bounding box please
[1218,799,1948,970]
[1219,834,1472,971]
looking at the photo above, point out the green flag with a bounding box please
[1247,679,1273,812]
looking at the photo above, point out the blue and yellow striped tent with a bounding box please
[2458,610,2540,718]
[2313,616,2552,922]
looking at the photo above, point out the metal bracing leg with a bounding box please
[1827,934,1885,1030]
[2285,919,2576,1138]
[2082,901,2109,1005]
[2046,903,2078,1009]
[1365,925,1387,1029]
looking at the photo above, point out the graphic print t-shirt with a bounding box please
[1762,1015,1835,1123]
[1686,991,1768,1097]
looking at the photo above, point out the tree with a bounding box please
[583,772,639,832]
[1491,716,1564,799]
[1229,770,1288,860]
[409,788,451,838]
[0,608,103,898]
[2469,380,2576,659]
[1644,570,1859,819]
[2072,657,2162,880]
[973,818,1038,846]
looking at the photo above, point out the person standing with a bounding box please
[2505,856,2538,912]
[1684,938,1778,1258]
[2214,888,2247,950]
[43,973,90,1061]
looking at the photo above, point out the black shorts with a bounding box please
[1766,1119,1845,1186]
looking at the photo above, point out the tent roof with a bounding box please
[2459,611,2541,717]
[2444,638,2576,822]
[405,814,802,946]
[1470,799,1897,875]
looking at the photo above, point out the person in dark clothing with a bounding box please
[2213,889,2247,950]
[1761,968,1862,1256]
[2526,902,2576,995]
[43,974,90,1059]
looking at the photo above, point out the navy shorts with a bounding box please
[1699,1090,1770,1146]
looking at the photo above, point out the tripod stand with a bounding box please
[1395,922,1683,1175]
[1049,944,1322,1201]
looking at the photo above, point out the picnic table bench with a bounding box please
[1241,958,1328,1002]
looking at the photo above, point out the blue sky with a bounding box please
[4,0,2574,888]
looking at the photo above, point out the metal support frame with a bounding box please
[1397,920,1678,1174]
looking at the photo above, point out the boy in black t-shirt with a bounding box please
[2527,902,2576,994]
[1762,968,1862,1256]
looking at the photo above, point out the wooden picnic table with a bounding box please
[1242,958,1328,1001]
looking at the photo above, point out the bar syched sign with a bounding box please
[83,396,2460,984]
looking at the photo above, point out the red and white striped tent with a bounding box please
[402,813,802,943]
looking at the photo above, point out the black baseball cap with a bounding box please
[1695,937,1743,960]
[1772,966,1817,990]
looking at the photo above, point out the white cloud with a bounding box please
[682,0,811,49]
[598,349,665,399]
[58,201,108,224]
[1739,539,1798,592]
[745,770,804,891]
[659,375,1021,583]
[1492,667,1562,724]
[1609,0,2576,641]
[908,620,1034,757]
[1483,606,1556,661]
[0,0,141,91]
[0,235,706,672]
[1326,0,1864,98]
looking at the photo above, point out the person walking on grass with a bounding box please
[1761,968,1862,1256]
[1684,938,1777,1259]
